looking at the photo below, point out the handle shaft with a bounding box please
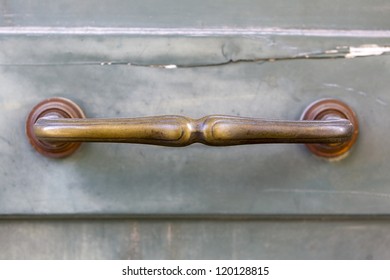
[34,115,353,147]
[26,97,358,158]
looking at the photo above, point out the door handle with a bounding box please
[26,98,358,159]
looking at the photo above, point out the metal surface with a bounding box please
[28,98,356,158]
[301,99,359,158]
[26,97,85,158]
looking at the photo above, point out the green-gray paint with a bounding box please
[0,0,389,259]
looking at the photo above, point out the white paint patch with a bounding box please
[323,83,341,88]
[323,83,368,96]
[357,91,367,96]
[376,98,387,106]
[345,44,390,58]
[163,64,177,69]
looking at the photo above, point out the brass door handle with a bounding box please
[26,98,358,159]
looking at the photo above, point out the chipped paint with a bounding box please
[376,98,387,106]
[345,44,390,58]
[357,91,367,96]
[322,83,388,105]
[325,50,339,54]
[323,83,341,88]
[322,83,367,96]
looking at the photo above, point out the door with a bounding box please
[1,0,390,259]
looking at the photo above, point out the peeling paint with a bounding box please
[376,98,387,106]
[308,44,390,59]
[345,44,390,58]
[0,44,388,69]
[322,83,367,97]
[323,83,341,88]
[323,83,387,107]
[163,64,177,69]
[357,91,367,96]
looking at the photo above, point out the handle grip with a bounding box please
[26,98,358,158]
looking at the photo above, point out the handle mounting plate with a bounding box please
[301,98,359,158]
[26,97,86,158]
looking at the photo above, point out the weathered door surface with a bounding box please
[1,0,390,259]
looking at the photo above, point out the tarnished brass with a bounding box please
[26,97,86,158]
[26,97,358,158]
[301,99,359,158]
